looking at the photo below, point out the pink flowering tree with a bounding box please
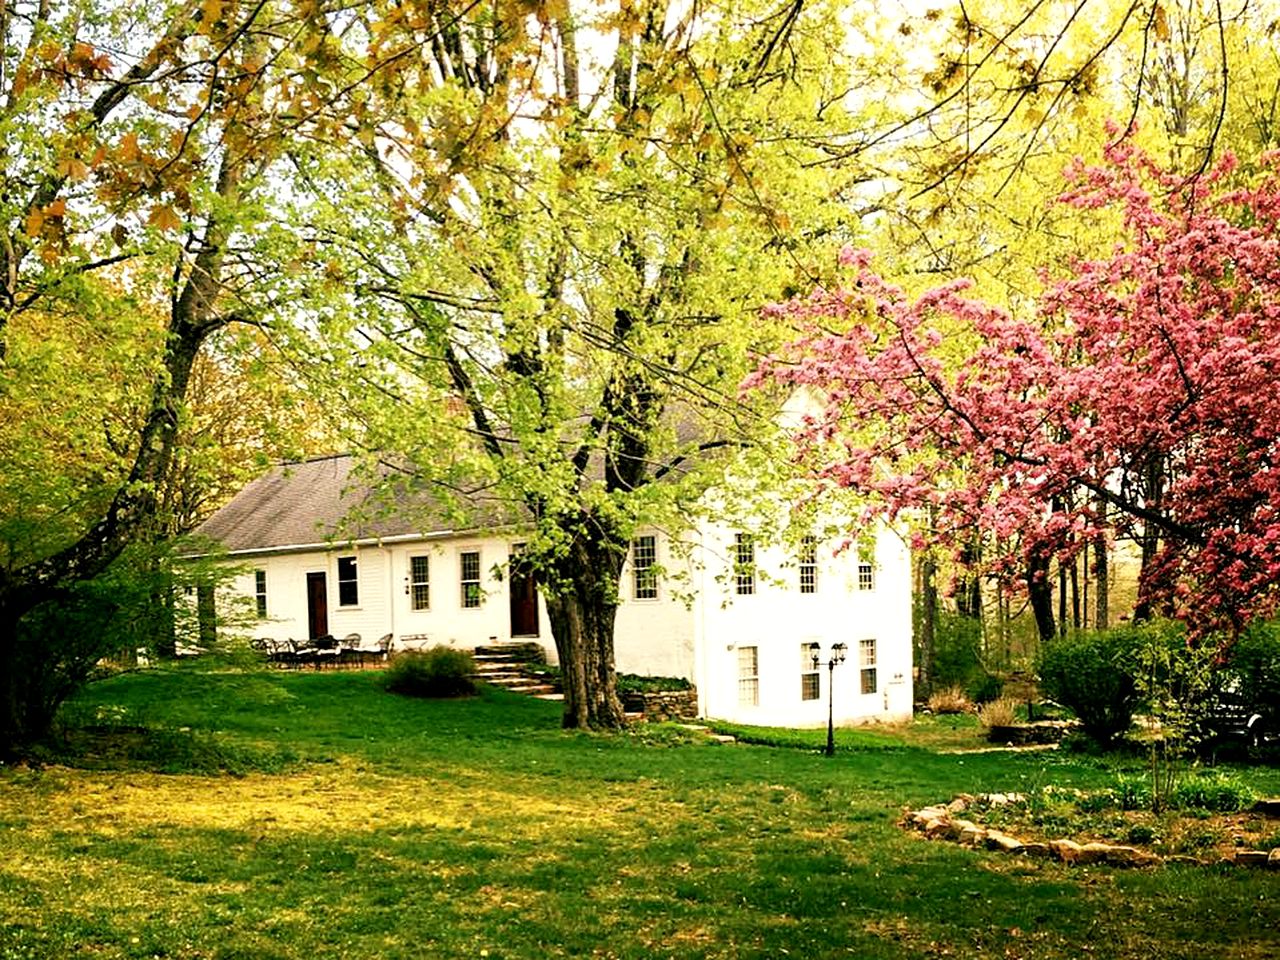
[748,141,1280,640]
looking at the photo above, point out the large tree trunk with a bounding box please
[917,549,937,696]
[1134,454,1165,622]
[1026,549,1057,645]
[542,525,627,729]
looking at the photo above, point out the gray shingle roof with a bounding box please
[194,455,513,554]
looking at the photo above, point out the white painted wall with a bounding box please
[691,522,913,727]
[215,519,913,730]
[613,528,697,680]
[227,533,555,659]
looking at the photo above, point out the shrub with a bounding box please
[384,647,476,698]
[1171,771,1257,812]
[617,673,691,694]
[976,696,1018,728]
[967,671,1004,704]
[927,685,971,714]
[1227,621,1280,726]
[1038,627,1143,746]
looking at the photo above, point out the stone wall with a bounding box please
[621,688,699,722]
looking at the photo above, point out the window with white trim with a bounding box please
[460,550,482,608]
[800,643,820,700]
[734,533,755,595]
[799,535,817,594]
[337,556,359,606]
[857,546,875,592]
[738,645,759,706]
[632,535,658,599]
[859,638,878,695]
[410,555,430,610]
[254,569,267,619]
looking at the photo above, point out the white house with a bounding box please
[193,454,913,726]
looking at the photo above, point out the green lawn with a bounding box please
[1,666,1278,960]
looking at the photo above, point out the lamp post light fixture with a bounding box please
[810,641,848,757]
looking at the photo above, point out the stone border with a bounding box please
[903,793,1280,869]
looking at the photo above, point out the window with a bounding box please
[460,550,482,608]
[632,535,657,599]
[254,569,267,618]
[734,533,755,595]
[799,536,817,594]
[337,556,359,606]
[859,638,878,695]
[857,547,875,592]
[410,555,430,610]
[738,646,759,706]
[800,643,820,700]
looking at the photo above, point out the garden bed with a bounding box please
[905,777,1280,866]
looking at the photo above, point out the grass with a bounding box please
[0,664,1277,959]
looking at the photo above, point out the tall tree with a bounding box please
[751,141,1280,640]
[277,0,867,727]
[0,0,345,752]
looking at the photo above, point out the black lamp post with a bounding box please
[810,642,847,757]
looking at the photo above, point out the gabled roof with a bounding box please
[193,454,516,555]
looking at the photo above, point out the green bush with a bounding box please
[967,672,1004,704]
[1228,621,1280,726]
[618,673,691,694]
[1171,772,1257,812]
[384,647,477,698]
[1038,627,1144,746]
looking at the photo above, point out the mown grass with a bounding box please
[0,664,1277,959]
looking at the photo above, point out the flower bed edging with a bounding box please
[901,793,1280,869]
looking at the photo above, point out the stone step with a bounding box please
[473,642,546,661]
[533,692,565,701]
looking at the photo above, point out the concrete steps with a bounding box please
[471,641,560,700]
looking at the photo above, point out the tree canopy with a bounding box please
[751,140,1280,639]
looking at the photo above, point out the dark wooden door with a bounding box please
[508,546,539,637]
[306,571,329,639]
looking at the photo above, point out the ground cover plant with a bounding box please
[1,665,1279,960]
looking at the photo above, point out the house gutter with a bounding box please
[187,530,460,560]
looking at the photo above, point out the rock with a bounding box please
[959,825,986,846]
[924,818,951,838]
[1021,842,1052,859]
[1168,855,1204,866]
[1234,850,1270,867]
[1077,843,1117,865]
[1267,849,1280,869]
[985,831,1025,853]
[987,793,1009,806]
[1098,845,1159,868]
[1049,839,1083,863]
[947,797,969,814]
[913,806,948,825]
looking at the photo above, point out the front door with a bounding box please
[306,571,329,639]
[508,545,539,637]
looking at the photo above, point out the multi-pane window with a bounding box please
[460,550,482,608]
[632,535,658,600]
[799,535,817,594]
[734,533,755,595]
[857,547,875,592]
[738,645,759,706]
[859,638,878,695]
[410,555,430,610]
[337,556,359,606]
[800,643,820,700]
[254,570,267,618]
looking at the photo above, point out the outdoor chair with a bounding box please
[338,633,365,668]
[310,634,340,668]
